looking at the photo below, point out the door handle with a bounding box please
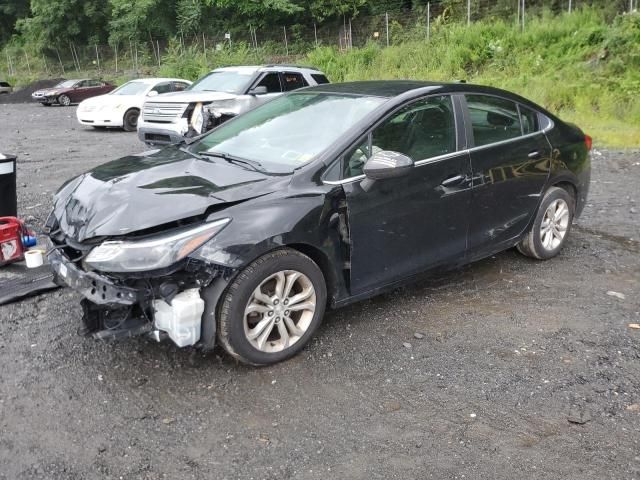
[440,174,466,188]
[528,150,541,159]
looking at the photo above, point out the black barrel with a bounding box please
[0,154,17,217]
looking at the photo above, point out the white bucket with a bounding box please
[25,249,44,268]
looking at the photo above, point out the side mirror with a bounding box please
[361,151,414,191]
[147,90,159,97]
[249,86,268,95]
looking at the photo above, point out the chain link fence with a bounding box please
[1,0,636,80]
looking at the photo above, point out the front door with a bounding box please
[463,95,552,257]
[342,95,473,295]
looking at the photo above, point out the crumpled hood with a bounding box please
[52,147,290,242]
[151,90,237,104]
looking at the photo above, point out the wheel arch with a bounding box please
[550,180,577,202]
[286,242,340,309]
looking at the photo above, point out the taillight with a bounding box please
[585,134,592,151]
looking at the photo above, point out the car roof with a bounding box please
[303,80,524,99]
[213,65,321,74]
[125,78,191,84]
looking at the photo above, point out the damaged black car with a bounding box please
[46,81,591,365]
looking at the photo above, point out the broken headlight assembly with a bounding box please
[85,218,230,272]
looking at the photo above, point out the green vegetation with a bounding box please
[1,3,639,147]
[306,9,640,147]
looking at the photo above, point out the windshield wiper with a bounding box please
[199,151,267,173]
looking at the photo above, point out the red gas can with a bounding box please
[0,216,26,266]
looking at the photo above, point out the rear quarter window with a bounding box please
[519,105,539,134]
[311,74,330,85]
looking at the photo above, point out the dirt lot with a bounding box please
[0,103,639,479]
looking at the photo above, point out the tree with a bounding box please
[17,0,111,48]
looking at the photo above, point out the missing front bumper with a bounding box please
[48,248,139,305]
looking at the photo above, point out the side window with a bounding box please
[311,73,330,85]
[255,73,282,93]
[342,95,456,178]
[76,81,88,88]
[282,72,308,91]
[519,105,539,135]
[153,82,173,94]
[466,95,522,146]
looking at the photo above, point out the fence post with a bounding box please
[6,52,13,76]
[467,0,471,26]
[24,51,31,75]
[521,0,525,30]
[95,44,100,70]
[314,22,318,47]
[157,40,161,67]
[55,48,65,74]
[427,2,431,41]
[385,12,389,47]
[283,26,289,57]
[348,18,353,49]
[568,0,572,13]
[114,43,118,73]
[42,54,49,75]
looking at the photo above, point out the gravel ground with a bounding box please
[0,103,639,480]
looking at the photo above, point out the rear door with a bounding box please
[463,94,551,257]
[280,72,309,92]
[340,94,472,294]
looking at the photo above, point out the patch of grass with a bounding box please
[4,8,639,147]
[306,9,640,147]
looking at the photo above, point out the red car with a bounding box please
[31,79,115,106]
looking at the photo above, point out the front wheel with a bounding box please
[217,248,327,365]
[58,94,71,106]
[123,108,139,132]
[517,186,575,260]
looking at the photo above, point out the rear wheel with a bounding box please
[517,186,575,260]
[217,248,327,365]
[42,102,51,107]
[123,108,140,132]
[58,94,71,106]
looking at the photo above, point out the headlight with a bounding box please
[85,218,230,272]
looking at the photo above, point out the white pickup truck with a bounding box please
[137,64,329,145]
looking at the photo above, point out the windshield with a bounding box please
[55,80,78,88]
[110,81,148,96]
[188,70,255,94]
[191,93,386,173]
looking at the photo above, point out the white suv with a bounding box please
[137,65,329,145]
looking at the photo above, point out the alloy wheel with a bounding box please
[540,198,570,251]
[243,270,316,353]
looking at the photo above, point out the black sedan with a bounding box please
[46,81,591,365]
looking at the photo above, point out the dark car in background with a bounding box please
[0,81,12,94]
[31,79,115,106]
[46,81,591,366]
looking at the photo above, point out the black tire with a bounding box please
[42,102,51,107]
[58,94,71,106]
[123,108,139,132]
[517,186,575,260]
[217,248,327,366]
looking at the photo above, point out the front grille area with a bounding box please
[142,102,189,123]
